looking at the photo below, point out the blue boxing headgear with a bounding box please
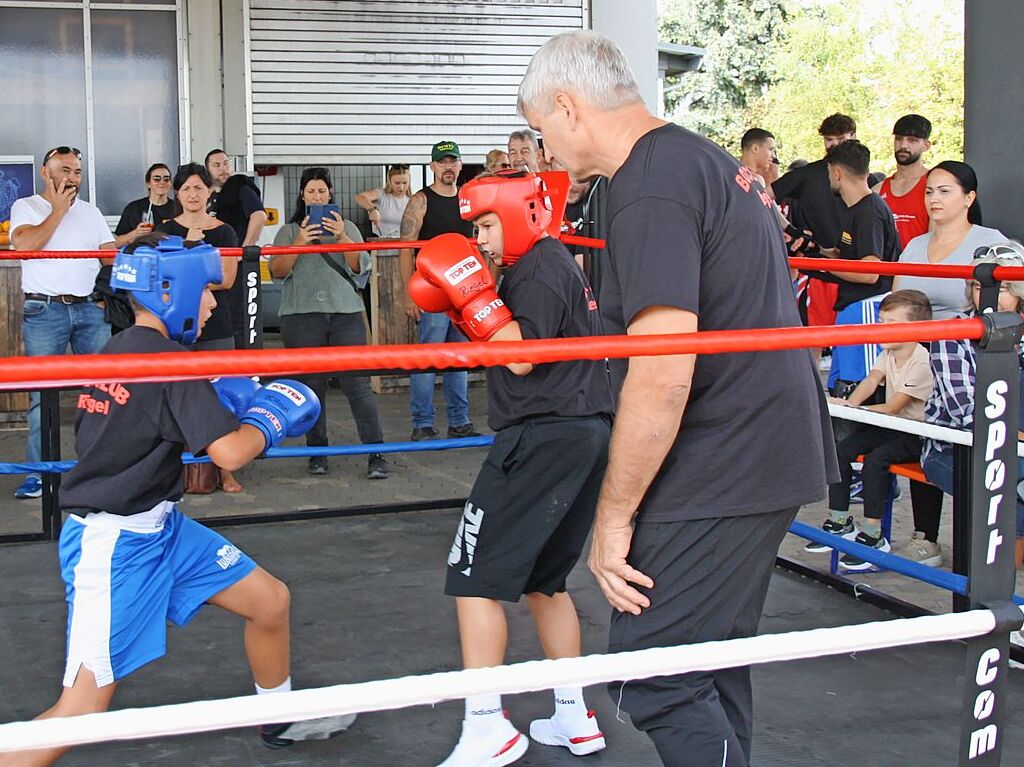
[111,235,223,344]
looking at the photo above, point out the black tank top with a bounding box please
[420,186,473,240]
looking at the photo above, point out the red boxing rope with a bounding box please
[0,318,984,391]
[5,239,1024,283]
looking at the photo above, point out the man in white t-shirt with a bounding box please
[9,146,115,499]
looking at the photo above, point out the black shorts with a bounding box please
[445,415,610,602]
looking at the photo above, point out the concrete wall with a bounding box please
[591,0,659,112]
[964,0,1024,239]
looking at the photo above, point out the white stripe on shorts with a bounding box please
[63,524,119,688]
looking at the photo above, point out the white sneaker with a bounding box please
[529,710,606,756]
[437,715,528,767]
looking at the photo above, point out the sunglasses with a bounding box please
[43,146,82,164]
[389,164,410,172]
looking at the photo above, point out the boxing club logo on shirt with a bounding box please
[444,257,482,287]
[77,382,132,416]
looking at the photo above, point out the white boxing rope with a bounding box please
[0,608,1016,753]
[827,403,1024,457]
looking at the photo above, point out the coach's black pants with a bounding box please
[608,506,797,767]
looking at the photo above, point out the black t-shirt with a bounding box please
[825,192,899,311]
[209,176,265,243]
[602,123,837,522]
[114,197,177,236]
[771,158,844,248]
[156,220,239,342]
[60,327,239,516]
[486,237,613,431]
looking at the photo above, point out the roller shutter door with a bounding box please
[248,0,586,164]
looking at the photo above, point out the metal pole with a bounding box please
[957,309,1023,766]
[39,389,62,541]
[240,245,263,349]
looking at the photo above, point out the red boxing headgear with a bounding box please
[459,170,558,266]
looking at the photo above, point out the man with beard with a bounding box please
[205,148,267,349]
[9,146,116,499]
[873,114,932,248]
[398,140,480,441]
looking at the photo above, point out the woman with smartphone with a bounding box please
[271,167,389,479]
[114,163,176,247]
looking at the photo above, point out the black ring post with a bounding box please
[953,442,973,613]
[39,388,62,541]
[240,245,264,349]
[957,310,1023,766]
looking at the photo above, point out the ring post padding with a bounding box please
[240,245,263,350]
[40,389,62,541]
[957,311,1022,765]
[973,262,1002,317]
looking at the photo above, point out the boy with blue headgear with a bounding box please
[2,234,352,767]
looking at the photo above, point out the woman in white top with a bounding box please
[895,160,1005,318]
[355,164,412,239]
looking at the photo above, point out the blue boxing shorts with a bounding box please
[828,294,887,389]
[59,501,256,688]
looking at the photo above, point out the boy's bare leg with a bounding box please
[525,591,581,659]
[455,596,507,668]
[0,668,117,767]
[207,566,290,687]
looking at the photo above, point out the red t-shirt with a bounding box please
[878,174,928,249]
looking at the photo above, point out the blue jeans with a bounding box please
[409,311,470,429]
[923,449,1024,538]
[23,300,110,464]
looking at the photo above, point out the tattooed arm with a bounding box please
[399,191,428,320]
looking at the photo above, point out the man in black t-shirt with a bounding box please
[10,235,355,766]
[772,113,857,333]
[519,31,838,767]
[408,171,613,766]
[815,140,899,390]
[205,149,267,349]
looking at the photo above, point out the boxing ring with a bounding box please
[0,242,1022,765]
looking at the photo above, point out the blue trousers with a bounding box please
[409,311,470,429]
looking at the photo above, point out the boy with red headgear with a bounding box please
[408,171,613,767]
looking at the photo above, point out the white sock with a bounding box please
[255,676,292,695]
[464,694,504,731]
[553,686,588,718]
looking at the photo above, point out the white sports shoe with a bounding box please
[436,715,528,767]
[529,710,606,756]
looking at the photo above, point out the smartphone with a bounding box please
[307,204,339,230]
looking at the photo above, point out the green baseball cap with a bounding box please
[431,140,461,161]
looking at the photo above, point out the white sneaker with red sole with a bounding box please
[436,716,528,767]
[529,710,606,756]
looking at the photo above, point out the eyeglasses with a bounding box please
[149,174,172,182]
[43,146,82,164]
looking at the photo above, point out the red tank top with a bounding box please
[878,174,928,249]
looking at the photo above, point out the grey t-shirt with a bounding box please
[896,225,1006,318]
[272,220,371,315]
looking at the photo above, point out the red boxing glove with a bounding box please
[407,271,453,313]
[414,233,513,342]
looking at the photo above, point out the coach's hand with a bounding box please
[588,520,653,615]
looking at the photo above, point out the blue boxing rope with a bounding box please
[0,435,495,475]
[789,521,1024,606]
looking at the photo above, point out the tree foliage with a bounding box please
[659,0,788,152]
[659,0,965,173]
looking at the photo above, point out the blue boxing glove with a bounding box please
[240,380,320,449]
[212,377,261,418]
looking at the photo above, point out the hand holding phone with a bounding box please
[307,204,340,237]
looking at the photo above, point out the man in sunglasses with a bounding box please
[9,146,116,500]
